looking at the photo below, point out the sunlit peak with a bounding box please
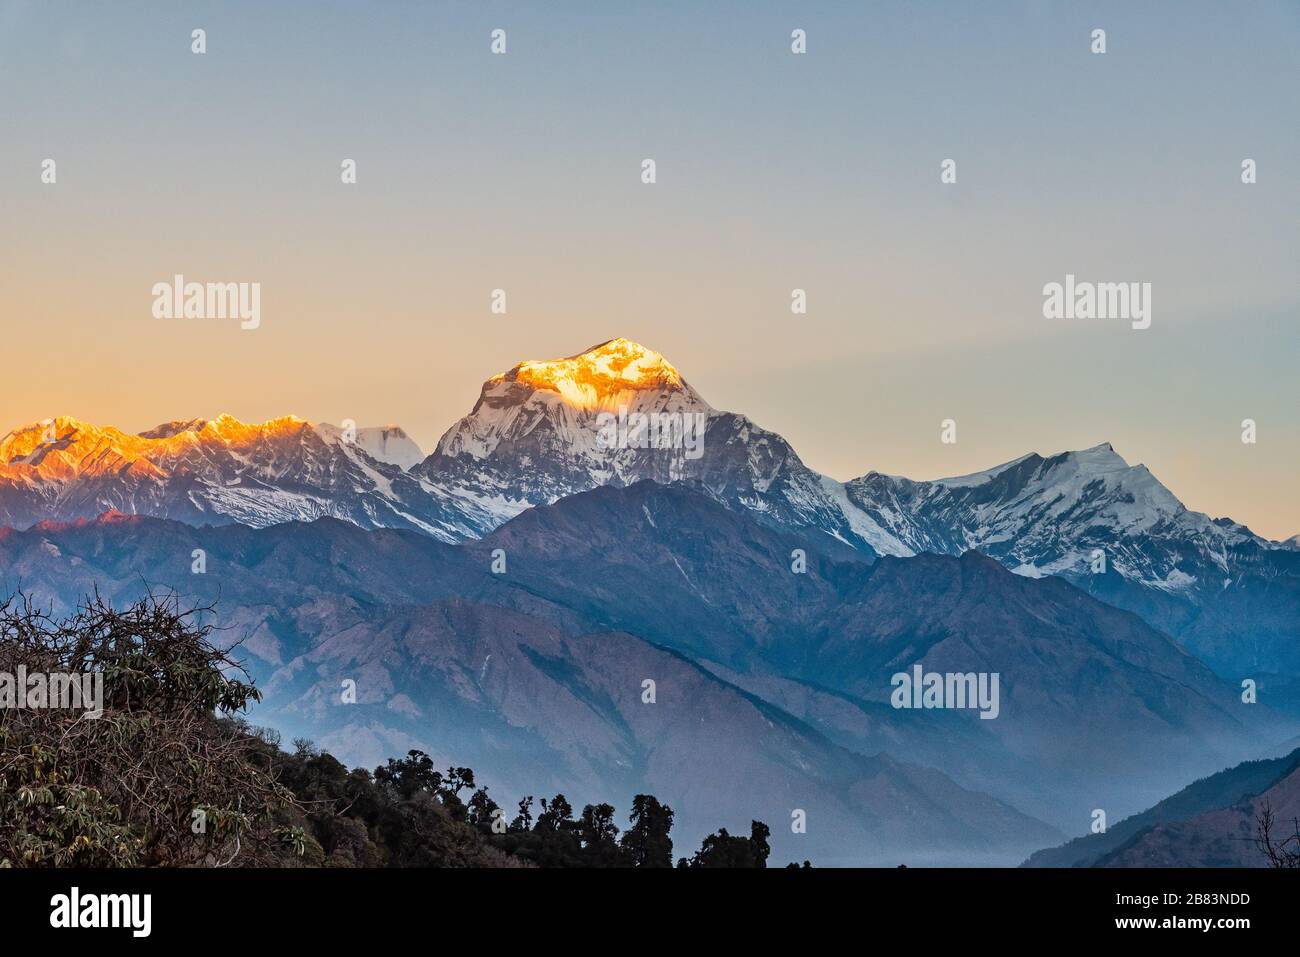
[502,338,686,410]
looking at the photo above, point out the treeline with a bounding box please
[279,742,778,868]
[0,592,790,868]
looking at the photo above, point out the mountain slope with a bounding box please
[1093,763,1300,867]
[7,481,1292,832]
[0,510,1058,866]
[472,481,1292,824]
[259,598,1059,865]
[1023,747,1300,867]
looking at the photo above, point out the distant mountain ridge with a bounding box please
[0,413,518,542]
[4,337,1297,677]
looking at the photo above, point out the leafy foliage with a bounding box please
[0,592,293,867]
[1,593,775,868]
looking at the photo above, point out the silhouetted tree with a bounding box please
[576,802,623,866]
[511,796,534,833]
[374,750,442,800]
[536,793,575,833]
[683,819,771,868]
[749,820,771,867]
[1256,802,1300,868]
[620,794,674,867]
[490,793,585,866]
[467,786,500,833]
[438,766,476,820]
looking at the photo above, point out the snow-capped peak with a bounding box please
[432,338,712,463]
[2,354,1287,610]
[843,438,1278,590]
[494,337,710,413]
[1049,441,1130,472]
[929,442,1128,489]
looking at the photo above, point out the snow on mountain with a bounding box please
[413,338,910,554]
[847,443,1300,678]
[843,442,1279,590]
[2,339,1296,679]
[316,423,424,471]
[427,337,711,472]
[0,413,474,540]
[0,340,1291,609]
[416,337,1287,584]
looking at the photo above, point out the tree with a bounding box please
[467,786,500,833]
[1255,802,1300,868]
[575,803,623,866]
[683,819,772,868]
[620,794,674,867]
[536,793,575,833]
[374,750,442,800]
[510,796,535,833]
[438,766,476,821]
[749,820,771,867]
[0,592,296,867]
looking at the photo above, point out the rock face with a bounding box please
[4,338,1295,680]
[315,423,425,471]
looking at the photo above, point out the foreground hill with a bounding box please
[1024,747,1300,867]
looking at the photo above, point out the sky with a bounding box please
[2,0,1297,537]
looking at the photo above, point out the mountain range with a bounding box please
[3,480,1296,861]
[4,338,1297,681]
[4,337,1298,864]
[0,501,1062,865]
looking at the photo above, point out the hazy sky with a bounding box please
[2,1,1297,537]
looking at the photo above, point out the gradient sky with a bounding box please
[2,1,1297,537]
